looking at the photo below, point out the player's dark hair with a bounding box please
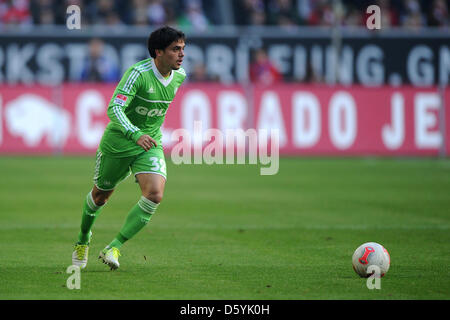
[147,26,186,58]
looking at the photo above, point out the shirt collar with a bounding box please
[151,58,173,87]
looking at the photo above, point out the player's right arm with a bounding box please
[106,66,157,149]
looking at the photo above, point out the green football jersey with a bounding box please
[99,58,186,157]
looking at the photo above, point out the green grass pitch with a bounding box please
[0,156,449,299]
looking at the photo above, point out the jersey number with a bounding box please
[149,157,166,175]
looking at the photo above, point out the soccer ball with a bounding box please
[352,242,390,278]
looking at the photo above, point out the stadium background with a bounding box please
[0,0,449,156]
[0,0,449,301]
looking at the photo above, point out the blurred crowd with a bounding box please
[1,0,447,85]
[233,0,450,28]
[0,0,448,30]
[0,0,220,30]
[233,0,449,28]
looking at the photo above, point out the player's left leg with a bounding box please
[100,147,167,270]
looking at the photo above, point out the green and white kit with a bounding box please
[94,58,186,190]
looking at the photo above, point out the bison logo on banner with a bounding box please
[5,94,71,148]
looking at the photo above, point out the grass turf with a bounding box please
[0,156,449,299]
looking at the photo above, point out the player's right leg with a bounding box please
[72,150,133,269]
[77,186,114,245]
[72,185,112,269]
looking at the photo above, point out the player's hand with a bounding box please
[136,135,157,151]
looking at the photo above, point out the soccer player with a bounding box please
[71,26,186,270]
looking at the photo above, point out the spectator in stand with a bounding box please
[307,0,336,26]
[188,62,219,82]
[147,0,167,25]
[200,0,221,25]
[127,0,170,26]
[249,48,282,85]
[164,1,177,25]
[85,0,117,25]
[80,38,120,82]
[403,11,425,28]
[0,0,32,26]
[267,0,303,27]
[177,0,209,31]
[129,0,149,25]
[400,0,426,28]
[296,0,312,22]
[105,11,125,26]
[30,0,54,25]
[233,0,266,25]
[343,4,362,27]
[376,0,400,28]
[38,6,54,24]
[427,0,449,27]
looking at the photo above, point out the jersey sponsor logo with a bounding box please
[114,94,128,106]
[147,86,155,94]
[135,106,167,117]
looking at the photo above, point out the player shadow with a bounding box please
[82,268,128,273]
[56,268,128,274]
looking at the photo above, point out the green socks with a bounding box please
[77,193,158,249]
[108,233,128,249]
[107,196,158,249]
[78,191,104,244]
